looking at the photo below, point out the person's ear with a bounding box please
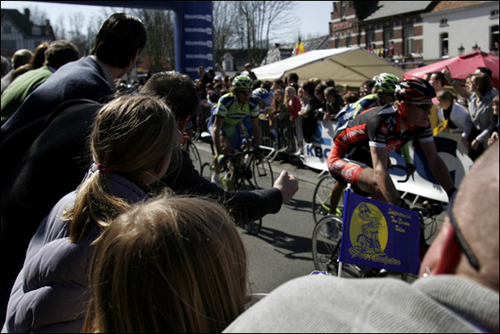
[177,115,191,132]
[419,221,462,277]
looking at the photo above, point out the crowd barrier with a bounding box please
[299,119,473,203]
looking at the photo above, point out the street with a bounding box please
[194,141,325,297]
[193,140,447,305]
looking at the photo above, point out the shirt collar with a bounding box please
[90,55,115,88]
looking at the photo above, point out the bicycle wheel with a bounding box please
[312,215,361,278]
[201,162,211,179]
[312,174,344,225]
[251,154,274,189]
[186,141,203,173]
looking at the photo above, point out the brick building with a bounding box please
[329,1,437,69]
[328,1,499,69]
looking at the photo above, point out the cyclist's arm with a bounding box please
[251,117,261,147]
[370,146,400,205]
[420,139,455,196]
[213,116,224,157]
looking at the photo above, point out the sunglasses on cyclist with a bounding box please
[447,192,481,271]
[409,101,433,111]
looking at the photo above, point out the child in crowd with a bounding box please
[83,195,248,333]
[2,95,179,332]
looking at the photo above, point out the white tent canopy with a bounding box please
[253,47,405,86]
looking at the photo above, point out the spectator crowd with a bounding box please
[0,11,498,333]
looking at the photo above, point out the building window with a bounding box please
[335,37,340,48]
[441,33,449,57]
[403,25,415,55]
[491,25,499,52]
[491,9,499,17]
[366,30,375,50]
[346,34,351,47]
[440,18,448,27]
[341,1,346,19]
[2,22,12,34]
[383,27,393,49]
[32,26,41,35]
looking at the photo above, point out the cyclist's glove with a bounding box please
[396,198,410,210]
[217,154,226,165]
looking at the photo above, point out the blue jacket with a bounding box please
[2,168,149,333]
[1,56,113,142]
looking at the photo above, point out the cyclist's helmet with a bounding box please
[232,75,254,91]
[252,88,270,104]
[375,73,399,93]
[395,78,436,102]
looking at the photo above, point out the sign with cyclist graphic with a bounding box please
[338,189,421,274]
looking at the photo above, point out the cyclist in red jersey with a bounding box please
[327,78,457,211]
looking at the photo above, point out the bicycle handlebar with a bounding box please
[390,164,415,183]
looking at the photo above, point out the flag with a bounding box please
[294,38,305,56]
[338,189,421,274]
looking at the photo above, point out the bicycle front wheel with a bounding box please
[312,216,361,278]
[251,154,274,189]
[312,174,344,225]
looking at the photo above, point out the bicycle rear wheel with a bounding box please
[312,215,361,278]
[251,154,274,189]
[312,174,344,225]
[186,141,203,173]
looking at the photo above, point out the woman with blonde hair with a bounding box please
[273,88,288,149]
[83,195,248,333]
[2,95,179,332]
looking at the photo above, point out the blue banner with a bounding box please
[339,189,421,274]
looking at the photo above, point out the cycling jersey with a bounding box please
[328,103,433,184]
[351,93,380,118]
[212,92,260,150]
[215,92,260,126]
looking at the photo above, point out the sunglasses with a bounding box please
[409,102,433,111]
[447,192,481,271]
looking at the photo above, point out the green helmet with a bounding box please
[232,75,254,91]
[375,73,399,93]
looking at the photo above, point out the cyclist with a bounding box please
[211,75,261,184]
[336,73,399,129]
[327,78,457,212]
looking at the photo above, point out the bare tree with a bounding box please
[23,6,49,26]
[212,2,238,64]
[214,1,296,66]
[52,15,66,40]
[131,8,175,72]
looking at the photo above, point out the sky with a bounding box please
[0,1,333,43]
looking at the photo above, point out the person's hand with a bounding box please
[462,137,471,150]
[488,132,499,145]
[273,170,299,203]
[442,66,453,83]
[471,139,480,151]
[405,163,416,177]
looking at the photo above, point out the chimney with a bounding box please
[24,8,30,21]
